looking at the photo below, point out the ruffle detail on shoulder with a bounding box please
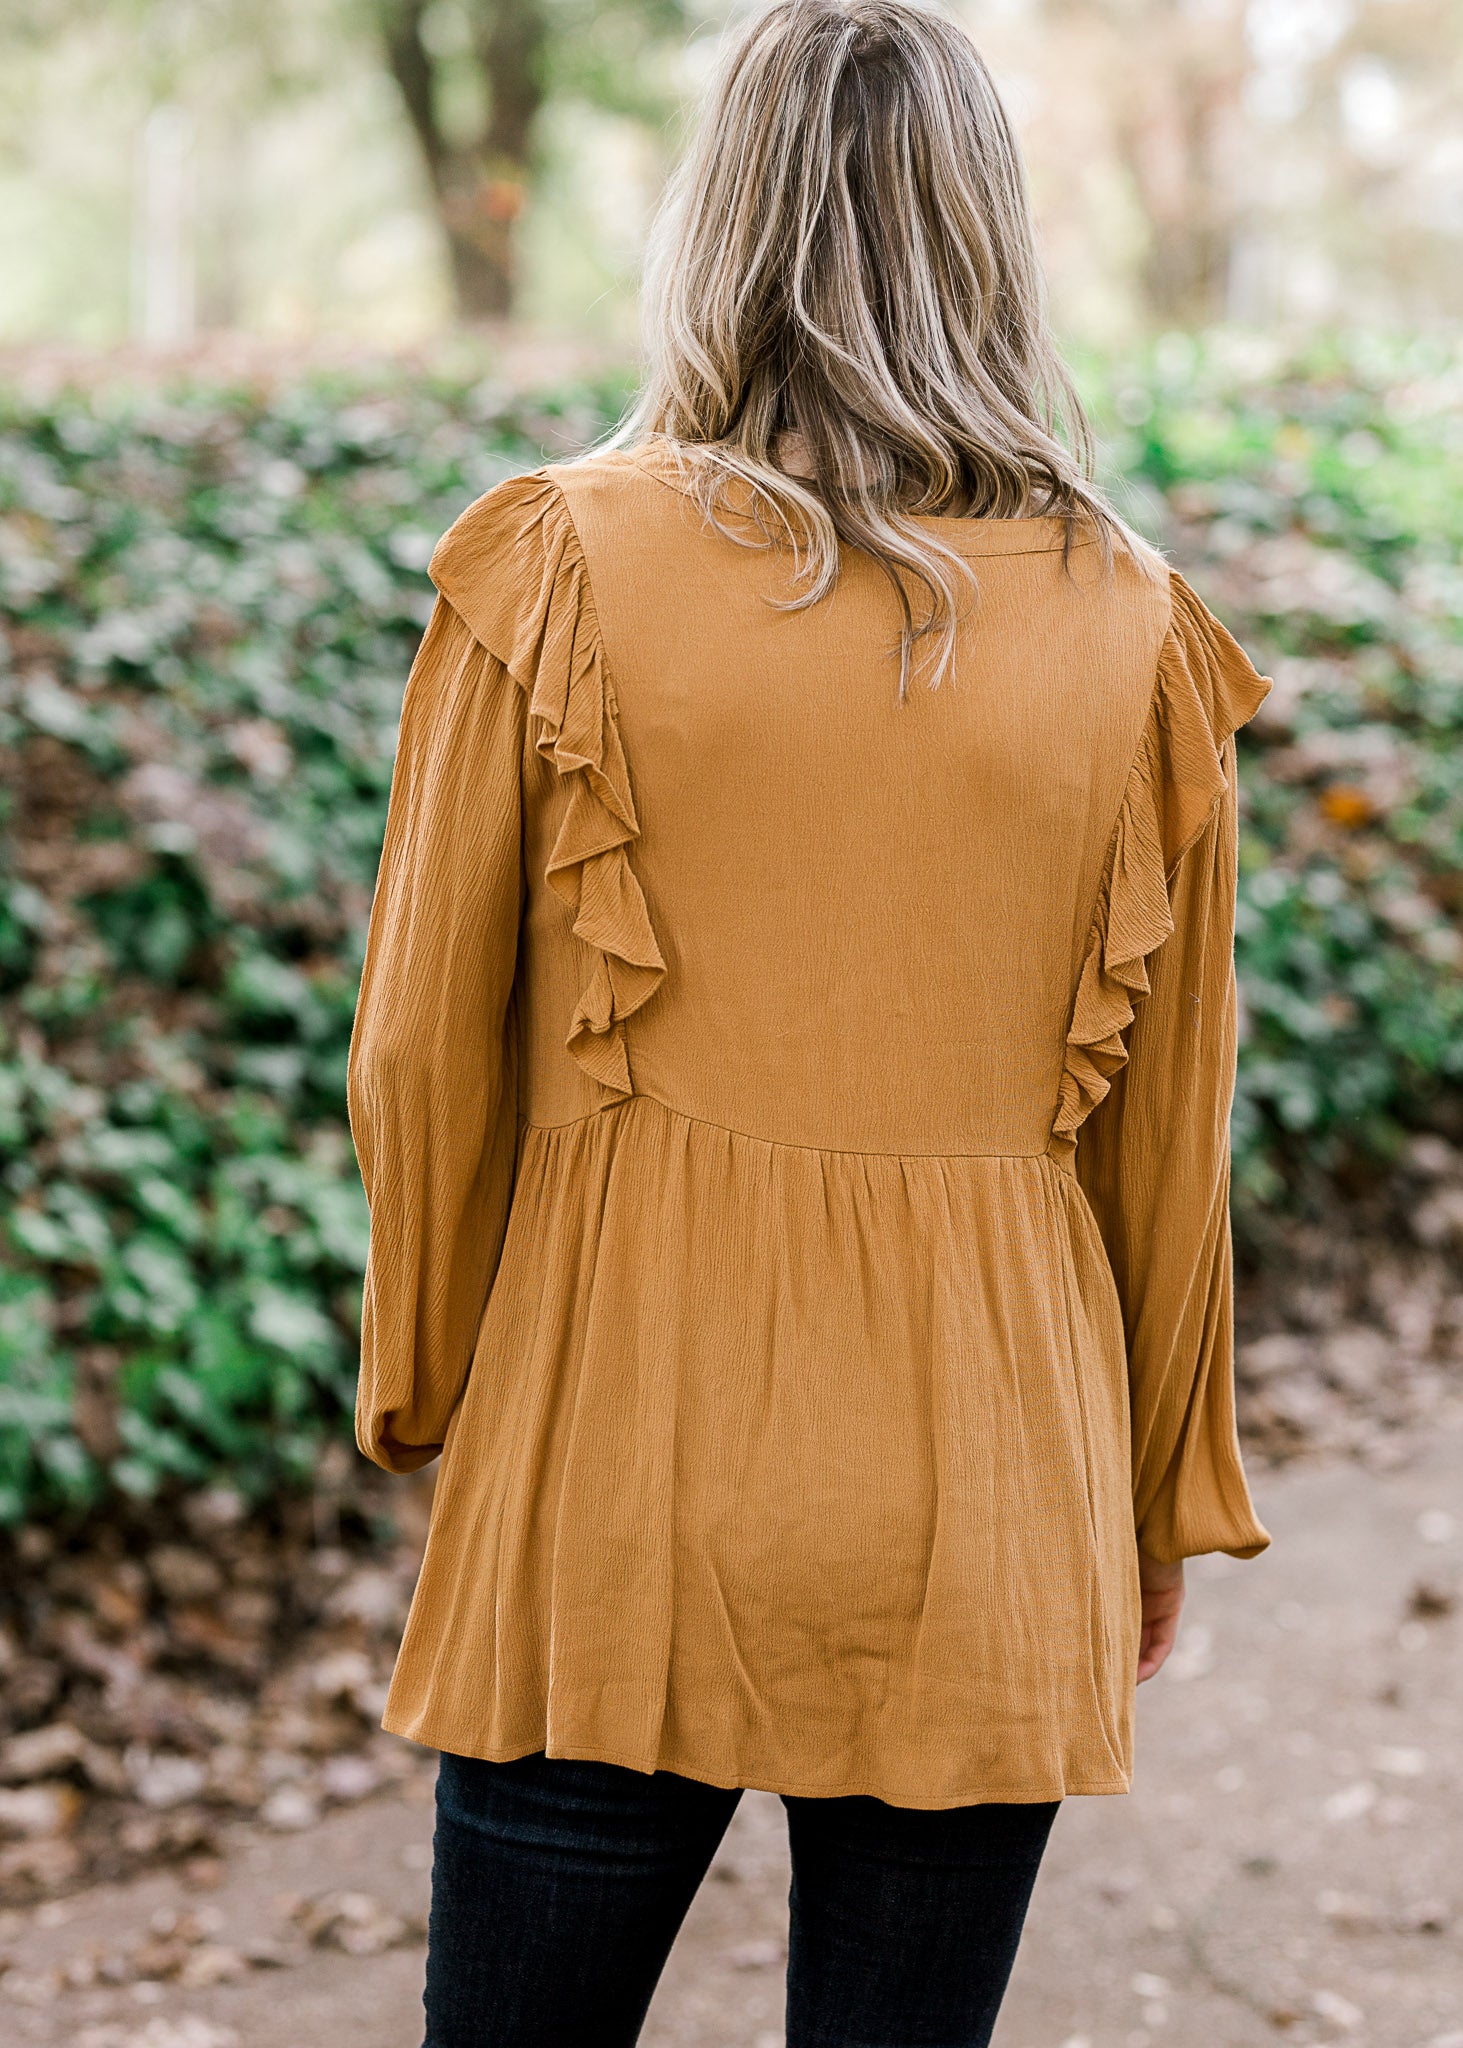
[1051,570,1272,1151]
[430,471,666,1097]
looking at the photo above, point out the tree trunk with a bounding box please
[1103,3,1250,328]
[379,0,546,322]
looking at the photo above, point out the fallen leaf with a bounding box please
[0,1782,82,1840]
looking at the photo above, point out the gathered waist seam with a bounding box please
[517,1092,1057,1166]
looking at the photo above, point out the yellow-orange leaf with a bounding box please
[1319,784,1375,828]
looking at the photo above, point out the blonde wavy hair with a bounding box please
[605,0,1157,693]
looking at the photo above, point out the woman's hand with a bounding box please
[1136,1550,1185,1682]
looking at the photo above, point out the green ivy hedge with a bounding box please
[0,373,627,1522]
[1102,335,1463,1201]
[0,338,1459,1523]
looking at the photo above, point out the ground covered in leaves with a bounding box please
[1234,1128,1463,1460]
[1,1320,1460,1914]
[0,1456,431,1905]
[2,1425,1460,2048]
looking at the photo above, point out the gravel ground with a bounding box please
[1,1416,1459,2048]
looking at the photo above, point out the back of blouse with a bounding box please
[347,439,1274,1808]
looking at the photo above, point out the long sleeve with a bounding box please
[1063,570,1274,1567]
[1075,738,1270,1564]
[347,593,526,1473]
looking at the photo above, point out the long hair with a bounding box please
[605,0,1158,693]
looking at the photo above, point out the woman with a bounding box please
[348,1,1273,2041]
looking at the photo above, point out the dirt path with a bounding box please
[3,1420,1459,2048]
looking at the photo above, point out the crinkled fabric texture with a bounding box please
[1053,572,1270,1150]
[347,442,1274,1807]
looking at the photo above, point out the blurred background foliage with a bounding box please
[0,375,627,1522]
[1,0,1460,348]
[2,337,1460,1523]
[0,0,1460,1526]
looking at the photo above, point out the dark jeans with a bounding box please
[423,1749,1059,2048]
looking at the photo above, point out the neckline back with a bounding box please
[620,439,1094,558]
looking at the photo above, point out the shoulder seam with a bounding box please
[429,466,625,710]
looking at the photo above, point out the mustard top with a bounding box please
[347,439,1273,1807]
